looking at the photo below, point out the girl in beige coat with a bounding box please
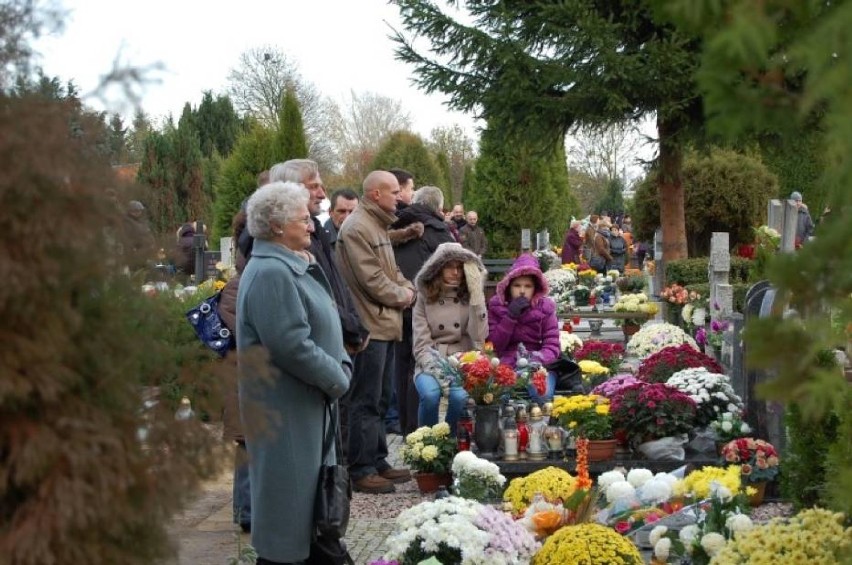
[412,243,488,434]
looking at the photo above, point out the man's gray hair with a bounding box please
[412,185,444,214]
[269,159,318,184]
[246,181,309,240]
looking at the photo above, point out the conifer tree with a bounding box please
[467,124,577,254]
[277,88,308,159]
[371,130,447,199]
[212,123,280,241]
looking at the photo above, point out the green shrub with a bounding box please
[823,390,852,516]
[683,282,749,314]
[633,148,779,255]
[782,402,840,510]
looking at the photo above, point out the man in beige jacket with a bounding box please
[335,170,416,494]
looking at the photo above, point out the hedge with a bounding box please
[666,257,753,286]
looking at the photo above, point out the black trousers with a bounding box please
[394,309,420,436]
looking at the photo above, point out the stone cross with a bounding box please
[708,232,732,318]
[536,229,550,251]
[220,237,233,267]
[722,313,745,398]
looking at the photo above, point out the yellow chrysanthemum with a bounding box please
[503,466,577,514]
[534,523,643,565]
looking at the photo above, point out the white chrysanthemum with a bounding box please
[451,450,477,474]
[740,422,751,433]
[597,469,626,490]
[700,532,727,556]
[654,537,672,560]
[649,525,668,546]
[654,472,679,487]
[710,481,733,502]
[605,480,636,504]
[638,478,673,505]
[406,429,426,445]
[725,513,754,535]
[721,420,733,432]
[627,468,654,488]
[721,412,733,421]
[679,524,699,545]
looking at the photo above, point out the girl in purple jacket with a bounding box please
[487,254,560,403]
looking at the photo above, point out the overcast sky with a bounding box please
[35,0,481,138]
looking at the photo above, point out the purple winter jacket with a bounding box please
[487,254,561,368]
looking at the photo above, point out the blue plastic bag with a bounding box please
[185,292,232,357]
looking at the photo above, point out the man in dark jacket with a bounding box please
[459,210,487,257]
[391,186,456,435]
[269,160,369,353]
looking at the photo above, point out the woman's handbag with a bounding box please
[185,292,232,357]
[307,399,354,565]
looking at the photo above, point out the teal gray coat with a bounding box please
[236,239,351,562]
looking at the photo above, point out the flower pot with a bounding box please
[622,323,641,338]
[413,471,452,494]
[473,404,501,458]
[587,439,617,462]
[747,481,767,507]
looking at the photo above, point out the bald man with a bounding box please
[334,170,416,494]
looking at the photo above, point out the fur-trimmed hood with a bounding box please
[414,242,486,292]
[494,253,549,305]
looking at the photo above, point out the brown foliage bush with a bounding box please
[0,94,221,564]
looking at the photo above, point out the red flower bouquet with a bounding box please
[439,347,518,405]
[610,383,697,444]
[721,438,780,482]
[574,340,625,375]
[636,343,723,383]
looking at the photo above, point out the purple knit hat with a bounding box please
[494,253,549,304]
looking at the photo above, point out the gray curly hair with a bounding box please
[246,181,309,240]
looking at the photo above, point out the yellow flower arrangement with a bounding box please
[562,263,578,272]
[673,465,743,500]
[503,466,577,514]
[578,359,609,377]
[551,394,612,440]
[533,523,643,564]
[712,507,851,564]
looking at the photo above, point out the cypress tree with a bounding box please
[371,131,447,198]
[277,88,308,159]
[467,124,577,255]
[212,123,279,241]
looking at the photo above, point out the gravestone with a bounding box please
[652,227,664,298]
[780,199,798,252]
[220,236,233,267]
[536,229,550,251]
[708,233,732,318]
[742,281,786,453]
[203,251,222,280]
[723,313,745,399]
[767,199,784,233]
[521,229,531,252]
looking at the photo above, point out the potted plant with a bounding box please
[577,359,610,389]
[383,497,539,564]
[401,423,458,493]
[610,382,697,459]
[665,367,743,427]
[450,451,506,503]
[612,293,658,335]
[535,523,643,565]
[626,323,700,360]
[552,394,615,461]
[572,284,591,306]
[709,412,752,452]
[720,438,780,505]
[636,343,723,384]
[573,340,625,374]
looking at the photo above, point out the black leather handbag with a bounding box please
[546,356,584,394]
[307,400,353,565]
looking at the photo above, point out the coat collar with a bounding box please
[359,194,399,226]
[250,239,310,275]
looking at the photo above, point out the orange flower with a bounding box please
[575,438,592,490]
[531,510,564,536]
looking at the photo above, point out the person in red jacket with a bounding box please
[561,220,584,264]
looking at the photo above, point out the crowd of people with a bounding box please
[561,212,637,274]
[196,161,565,564]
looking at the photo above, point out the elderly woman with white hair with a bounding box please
[236,181,351,565]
